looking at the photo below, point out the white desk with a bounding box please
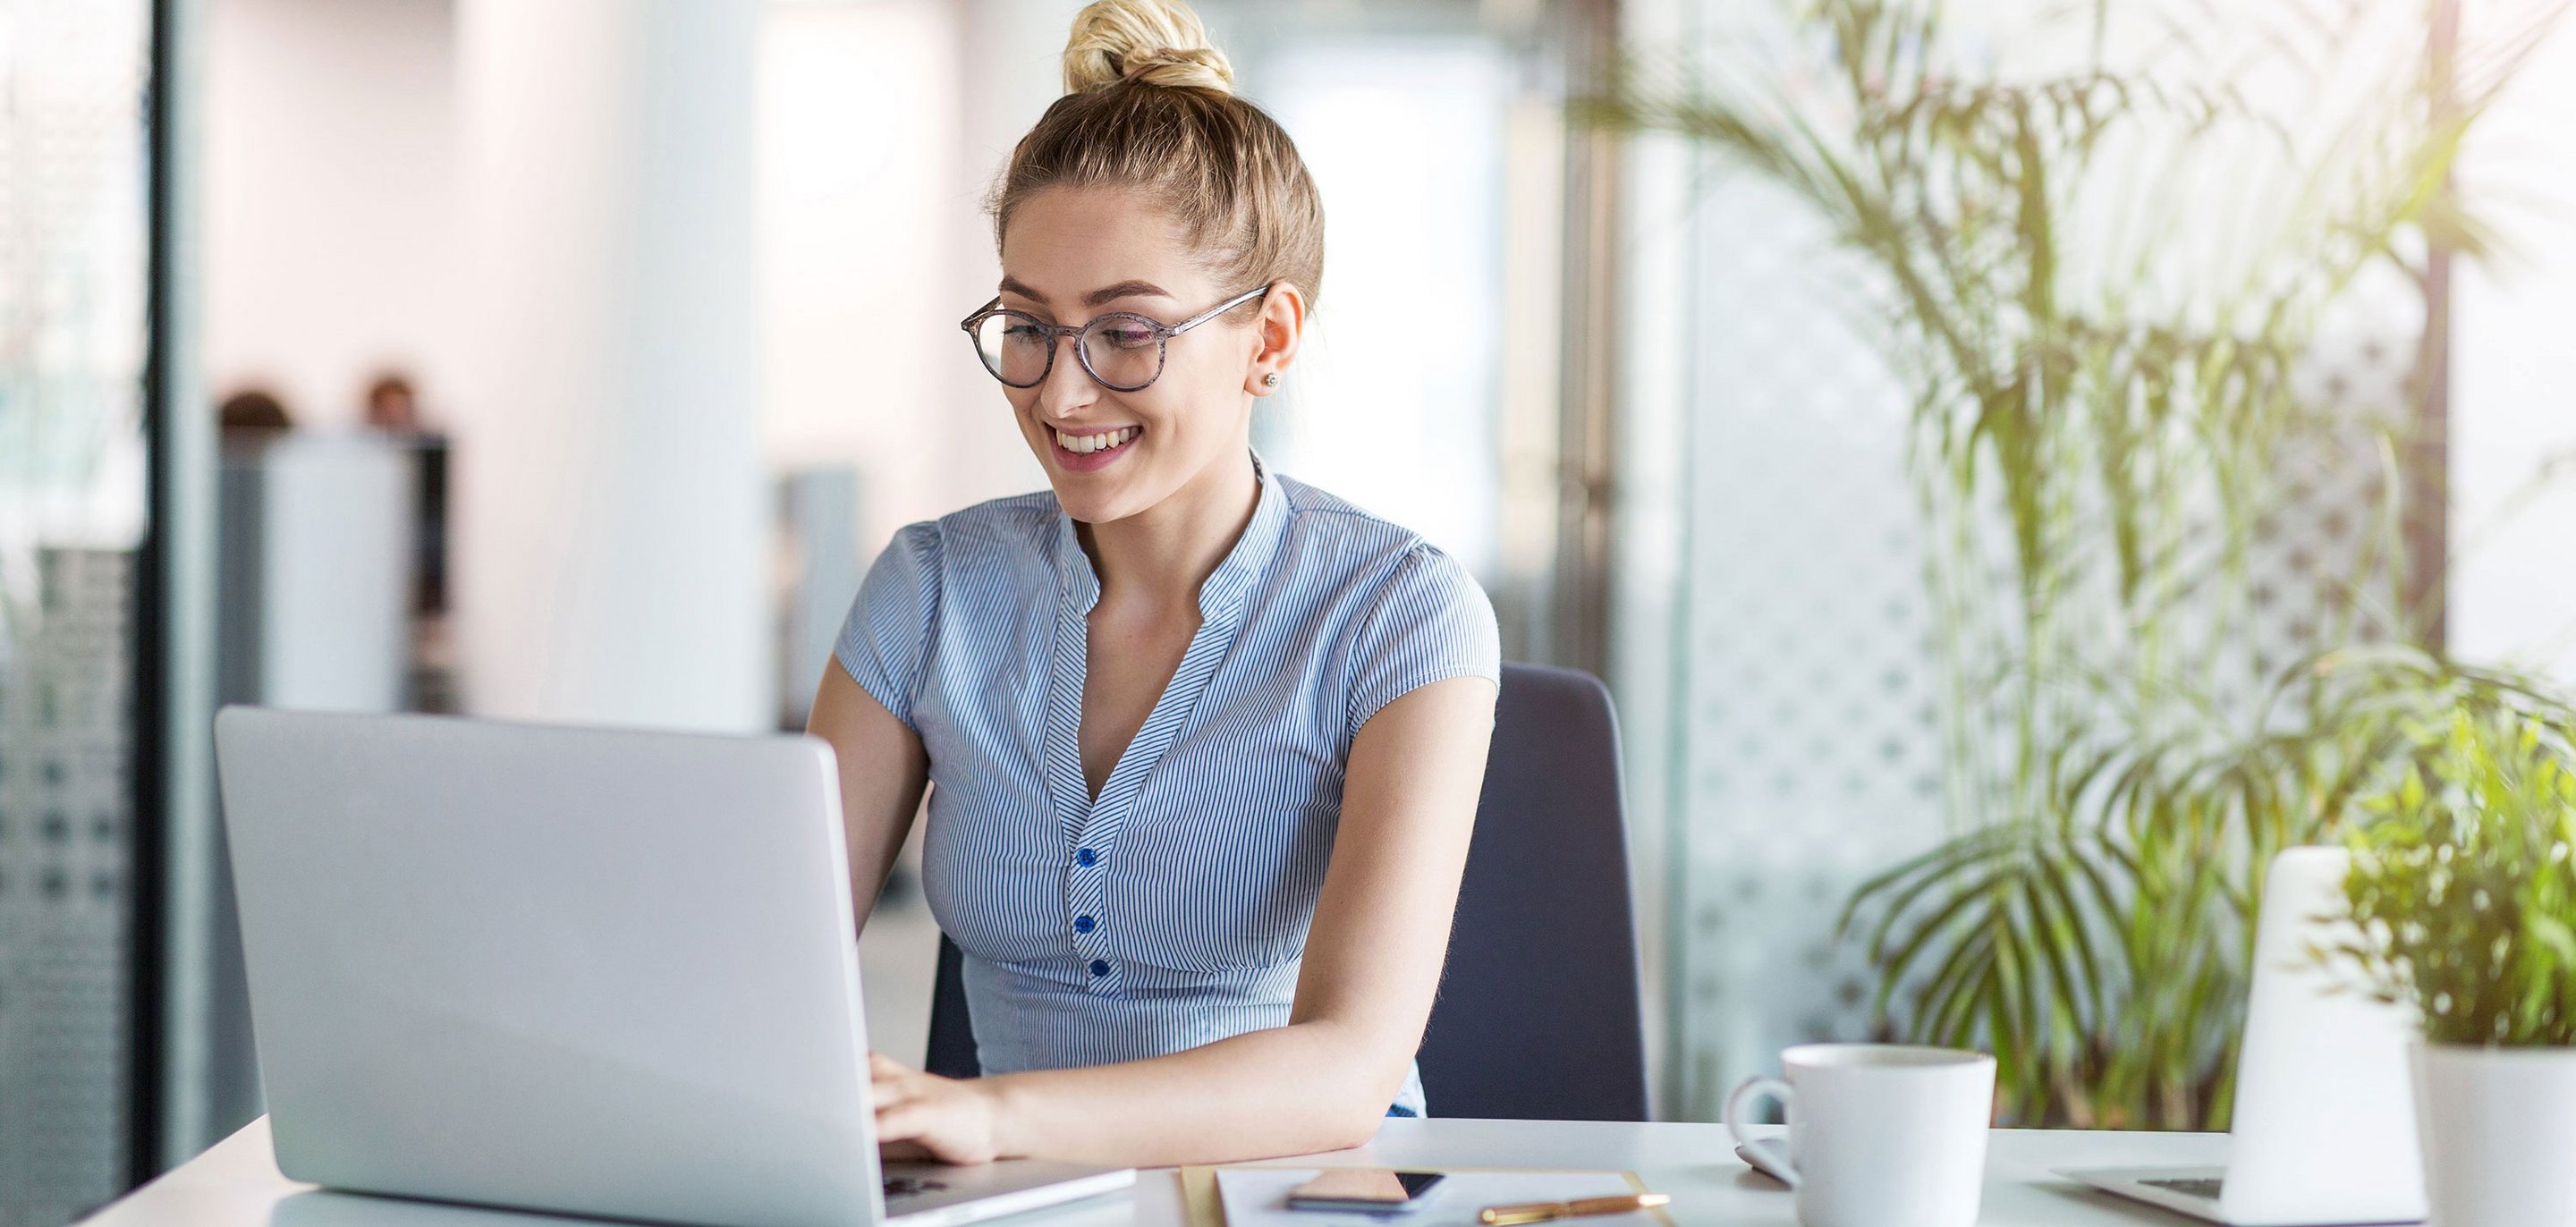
[86,1115,2227,1226]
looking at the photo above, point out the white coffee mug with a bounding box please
[1724,1043,1996,1227]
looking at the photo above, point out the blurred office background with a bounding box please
[3,0,2572,1222]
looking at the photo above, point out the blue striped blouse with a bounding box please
[834,453,1499,1118]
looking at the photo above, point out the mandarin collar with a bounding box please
[1052,451,1286,618]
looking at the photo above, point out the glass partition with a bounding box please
[0,2,156,1222]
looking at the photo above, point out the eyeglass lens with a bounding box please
[970,313,1164,391]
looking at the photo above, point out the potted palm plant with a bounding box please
[2339,710,2576,1227]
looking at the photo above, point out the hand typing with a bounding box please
[872,1052,1009,1165]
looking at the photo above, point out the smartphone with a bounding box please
[1284,1169,1447,1214]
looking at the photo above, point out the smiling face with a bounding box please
[993,185,1299,525]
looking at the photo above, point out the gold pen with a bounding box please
[1478,1193,1671,1224]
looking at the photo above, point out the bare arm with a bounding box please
[869,674,1498,1165]
[806,664,931,929]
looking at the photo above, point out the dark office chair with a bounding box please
[923,662,1650,1121]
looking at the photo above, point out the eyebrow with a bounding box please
[997,276,1176,308]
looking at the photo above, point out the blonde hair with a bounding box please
[991,0,1326,309]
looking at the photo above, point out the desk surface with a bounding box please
[86,1115,2228,1226]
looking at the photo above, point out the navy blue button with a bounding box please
[1074,848,1098,867]
[1073,915,1096,934]
[1089,960,1111,977]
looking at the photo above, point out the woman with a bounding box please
[809,0,1499,1168]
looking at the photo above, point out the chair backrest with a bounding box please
[925,932,979,1080]
[922,662,1648,1121]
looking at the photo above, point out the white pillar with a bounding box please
[454,0,767,732]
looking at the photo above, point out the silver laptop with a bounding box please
[2060,846,2425,1225]
[216,707,1133,1227]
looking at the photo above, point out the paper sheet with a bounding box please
[1210,1168,1655,1227]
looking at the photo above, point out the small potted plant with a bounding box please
[2339,709,2576,1227]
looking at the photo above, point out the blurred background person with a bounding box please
[360,371,425,435]
[215,386,293,448]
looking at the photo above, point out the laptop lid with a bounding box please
[2221,845,2425,1224]
[216,707,886,1227]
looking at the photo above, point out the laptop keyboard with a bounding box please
[885,1177,948,1201]
[2144,1177,2225,1201]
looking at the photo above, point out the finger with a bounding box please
[871,1065,919,1104]
[879,1138,935,1164]
[923,1134,995,1167]
[875,1098,934,1143]
[877,1098,993,1166]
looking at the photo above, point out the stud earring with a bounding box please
[1263,373,1280,387]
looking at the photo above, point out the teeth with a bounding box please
[1055,426,1138,455]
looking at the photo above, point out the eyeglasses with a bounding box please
[959,285,1269,393]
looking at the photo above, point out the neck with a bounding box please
[1076,450,1260,611]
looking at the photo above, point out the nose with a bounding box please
[1033,332,1095,420]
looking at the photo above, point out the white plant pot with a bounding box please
[2412,1041,2576,1227]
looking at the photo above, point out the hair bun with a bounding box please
[1062,0,1235,96]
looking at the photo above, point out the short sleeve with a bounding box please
[1343,545,1503,738]
[834,521,942,732]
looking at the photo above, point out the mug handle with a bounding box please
[1724,1076,1800,1189]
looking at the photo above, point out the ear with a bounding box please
[1243,283,1308,397]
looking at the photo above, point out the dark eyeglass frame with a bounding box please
[959,284,1270,393]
